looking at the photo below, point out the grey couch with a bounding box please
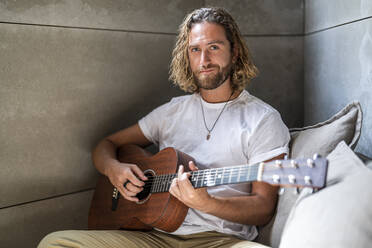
[255,101,372,248]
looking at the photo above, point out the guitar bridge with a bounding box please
[112,187,120,211]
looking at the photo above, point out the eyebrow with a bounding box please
[188,40,225,48]
[207,40,225,45]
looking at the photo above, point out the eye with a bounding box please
[210,45,219,50]
[190,47,200,52]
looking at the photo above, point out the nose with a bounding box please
[200,50,211,68]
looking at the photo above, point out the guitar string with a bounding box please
[138,166,260,183]
[140,170,257,183]
[123,161,316,191]
[134,164,300,184]
[126,158,316,184]
[135,164,303,186]
[134,160,313,182]
[138,166,311,192]
[139,167,261,191]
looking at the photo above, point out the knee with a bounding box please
[37,230,74,248]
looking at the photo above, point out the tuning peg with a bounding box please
[304,175,312,185]
[275,160,283,168]
[278,188,285,195]
[288,174,296,184]
[272,174,280,184]
[313,153,321,160]
[307,158,314,168]
[293,187,300,195]
[290,160,298,168]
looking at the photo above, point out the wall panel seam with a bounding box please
[305,16,372,36]
[302,0,305,35]
[0,21,306,37]
[0,21,178,36]
[0,188,95,210]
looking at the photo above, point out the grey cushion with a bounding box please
[367,161,372,170]
[356,152,372,165]
[289,101,362,158]
[256,101,362,248]
[279,141,372,248]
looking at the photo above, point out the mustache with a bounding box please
[198,64,219,73]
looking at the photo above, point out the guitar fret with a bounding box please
[228,168,232,184]
[195,171,199,188]
[213,168,217,186]
[160,175,165,192]
[156,175,161,193]
[232,167,238,183]
[200,170,205,187]
[167,174,173,191]
[192,171,196,187]
[151,164,260,193]
[204,169,214,187]
[164,175,169,192]
[215,168,222,185]
[153,175,158,193]
[150,177,155,193]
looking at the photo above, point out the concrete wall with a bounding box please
[0,1,202,247]
[0,0,304,247]
[207,0,304,128]
[304,0,372,158]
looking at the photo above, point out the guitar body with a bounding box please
[88,144,195,232]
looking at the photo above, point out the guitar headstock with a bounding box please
[259,154,328,189]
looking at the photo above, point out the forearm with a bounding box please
[91,123,151,176]
[92,138,120,176]
[202,191,277,226]
[199,155,284,225]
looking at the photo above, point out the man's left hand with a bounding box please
[169,161,212,212]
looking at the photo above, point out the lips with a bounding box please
[199,68,216,74]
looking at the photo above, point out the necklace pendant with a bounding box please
[206,133,211,140]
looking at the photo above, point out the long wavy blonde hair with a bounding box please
[169,7,259,93]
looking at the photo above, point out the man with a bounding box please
[39,7,289,248]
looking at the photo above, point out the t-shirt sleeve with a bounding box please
[247,110,290,165]
[138,103,169,146]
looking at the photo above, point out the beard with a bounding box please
[193,62,233,90]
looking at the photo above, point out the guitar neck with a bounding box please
[150,164,259,193]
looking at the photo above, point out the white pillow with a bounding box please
[256,101,362,248]
[279,141,372,248]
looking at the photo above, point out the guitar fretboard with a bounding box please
[150,164,259,193]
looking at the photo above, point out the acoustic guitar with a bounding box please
[88,144,327,232]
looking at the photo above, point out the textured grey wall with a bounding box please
[0,1,203,247]
[0,0,304,247]
[304,0,372,158]
[207,0,304,128]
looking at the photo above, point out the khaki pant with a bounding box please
[38,229,270,248]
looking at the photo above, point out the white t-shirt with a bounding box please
[138,90,290,240]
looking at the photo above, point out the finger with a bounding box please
[177,171,194,198]
[178,165,184,179]
[125,182,143,194]
[126,169,145,187]
[188,161,199,171]
[130,164,148,181]
[117,185,139,202]
[169,178,181,199]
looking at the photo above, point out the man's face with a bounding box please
[188,22,234,90]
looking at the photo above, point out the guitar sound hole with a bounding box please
[136,170,154,203]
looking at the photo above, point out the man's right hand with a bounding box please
[92,123,152,202]
[106,161,148,202]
